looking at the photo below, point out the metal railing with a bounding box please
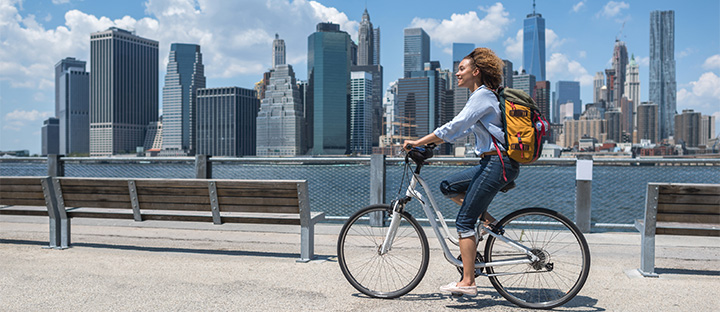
[2,155,719,232]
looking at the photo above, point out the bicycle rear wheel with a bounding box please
[484,207,591,309]
[337,204,429,299]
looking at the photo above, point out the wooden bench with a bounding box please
[634,183,720,277]
[1,176,324,262]
[0,176,64,248]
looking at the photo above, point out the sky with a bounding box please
[1,0,719,154]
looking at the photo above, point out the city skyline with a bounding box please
[1,0,719,154]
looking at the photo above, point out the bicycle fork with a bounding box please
[379,199,405,255]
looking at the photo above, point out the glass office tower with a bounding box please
[308,22,352,155]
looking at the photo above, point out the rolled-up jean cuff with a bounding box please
[458,230,476,239]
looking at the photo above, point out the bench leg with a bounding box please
[639,231,658,277]
[58,217,70,249]
[297,222,315,263]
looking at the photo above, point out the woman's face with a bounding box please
[456,58,478,89]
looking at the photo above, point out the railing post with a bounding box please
[369,154,386,226]
[195,154,211,179]
[575,155,593,233]
[47,154,64,177]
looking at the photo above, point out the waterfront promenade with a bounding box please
[1,214,719,311]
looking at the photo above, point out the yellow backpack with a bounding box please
[492,87,549,164]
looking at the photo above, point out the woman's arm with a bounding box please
[403,133,444,151]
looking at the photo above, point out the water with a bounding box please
[2,159,719,229]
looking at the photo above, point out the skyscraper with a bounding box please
[604,68,616,108]
[535,81,551,121]
[256,64,304,156]
[637,102,659,143]
[674,109,701,147]
[649,10,676,140]
[605,109,622,143]
[350,71,373,154]
[372,27,381,66]
[161,43,205,156]
[403,27,430,78]
[397,63,449,141]
[41,117,60,156]
[502,60,514,88]
[272,34,286,68]
[513,70,536,98]
[196,87,258,157]
[523,1,546,81]
[357,9,374,66]
[55,57,89,155]
[555,81,581,121]
[593,72,604,103]
[308,22,352,155]
[624,55,641,131]
[611,40,628,109]
[89,27,158,156]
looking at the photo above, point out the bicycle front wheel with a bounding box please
[337,204,429,299]
[484,207,591,309]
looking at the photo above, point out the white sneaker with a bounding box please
[439,282,477,296]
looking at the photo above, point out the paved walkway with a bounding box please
[1,215,719,311]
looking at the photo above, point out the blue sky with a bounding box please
[1,0,719,154]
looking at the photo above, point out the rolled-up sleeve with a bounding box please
[433,89,495,143]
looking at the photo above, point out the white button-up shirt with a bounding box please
[433,85,506,155]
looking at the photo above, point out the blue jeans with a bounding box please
[439,154,520,238]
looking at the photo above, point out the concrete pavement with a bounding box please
[1,215,719,311]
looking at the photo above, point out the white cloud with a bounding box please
[677,72,720,131]
[409,3,511,46]
[51,0,70,4]
[572,1,586,13]
[0,0,359,90]
[636,56,649,67]
[503,28,564,65]
[702,54,720,70]
[3,109,53,131]
[546,53,594,86]
[503,29,523,62]
[599,1,629,18]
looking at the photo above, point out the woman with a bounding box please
[403,47,519,296]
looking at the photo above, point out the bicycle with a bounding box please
[337,144,591,309]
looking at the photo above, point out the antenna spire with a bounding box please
[533,0,536,15]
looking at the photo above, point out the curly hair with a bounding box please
[464,47,504,90]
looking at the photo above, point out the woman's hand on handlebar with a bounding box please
[403,140,419,151]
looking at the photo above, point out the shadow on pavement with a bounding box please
[350,288,605,311]
[0,238,334,260]
[655,268,720,276]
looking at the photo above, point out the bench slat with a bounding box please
[0,191,46,200]
[216,188,298,198]
[0,184,44,193]
[658,194,720,206]
[0,177,46,186]
[60,185,131,195]
[0,206,49,216]
[136,187,208,196]
[657,212,720,224]
[658,184,720,196]
[63,200,131,209]
[0,198,48,206]
[64,208,309,225]
[58,179,129,187]
[658,203,720,215]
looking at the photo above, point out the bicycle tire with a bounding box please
[337,204,430,299]
[484,207,591,309]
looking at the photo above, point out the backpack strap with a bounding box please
[492,137,508,182]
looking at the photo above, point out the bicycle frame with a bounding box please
[380,170,539,273]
